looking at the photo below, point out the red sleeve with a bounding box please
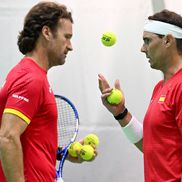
[4,74,44,124]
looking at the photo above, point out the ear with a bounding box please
[41,26,52,41]
[163,34,174,48]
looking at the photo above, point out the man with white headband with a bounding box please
[98,9,182,181]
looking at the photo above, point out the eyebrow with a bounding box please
[143,37,149,41]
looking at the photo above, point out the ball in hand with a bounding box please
[68,141,83,157]
[80,145,94,161]
[107,89,123,104]
[101,32,117,46]
[83,134,99,147]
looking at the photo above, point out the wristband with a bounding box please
[114,108,128,120]
[122,116,143,144]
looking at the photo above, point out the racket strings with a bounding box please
[56,98,77,148]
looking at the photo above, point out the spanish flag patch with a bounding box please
[159,96,165,102]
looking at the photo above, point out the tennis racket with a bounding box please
[55,95,79,182]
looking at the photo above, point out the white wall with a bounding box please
[0,0,182,181]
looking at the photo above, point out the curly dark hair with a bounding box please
[17,1,73,55]
[148,9,182,54]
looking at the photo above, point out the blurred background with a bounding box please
[0,0,182,181]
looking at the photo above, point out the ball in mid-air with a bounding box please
[80,145,94,161]
[68,141,83,157]
[107,89,123,104]
[84,134,99,147]
[101,32,117,46]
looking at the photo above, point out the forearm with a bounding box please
[98,74,143,152]
[117,111,132,127]
[0,135,24,182]
[117,112,143,152]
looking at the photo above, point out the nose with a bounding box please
[141,44,146,53]
[67,40,73,51]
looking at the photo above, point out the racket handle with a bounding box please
[56,178,64,182]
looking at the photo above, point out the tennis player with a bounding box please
[99,9,182,182]
[0,2,94,182]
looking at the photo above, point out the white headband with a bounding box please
[144,20,182,39]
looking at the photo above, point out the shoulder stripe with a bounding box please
[3,108,31,124]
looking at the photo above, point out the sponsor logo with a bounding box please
[12,94,29,102]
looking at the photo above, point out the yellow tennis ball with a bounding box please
[84,134,99,147]
[107,89,123,104]
[101,32,117,46]
[68,141,83,157]
[80,145,94,161]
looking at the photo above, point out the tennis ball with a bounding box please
[101,32,117,46]
[80,145,94,161]
[84,134,99,147]
[107,89,123,104]
[68,141,83,157]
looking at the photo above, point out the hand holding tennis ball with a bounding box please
[107,89,123,104]
[80,145,95,161]
[83,134,99,147]
[68,141,83,157]
[101,32,117,46]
